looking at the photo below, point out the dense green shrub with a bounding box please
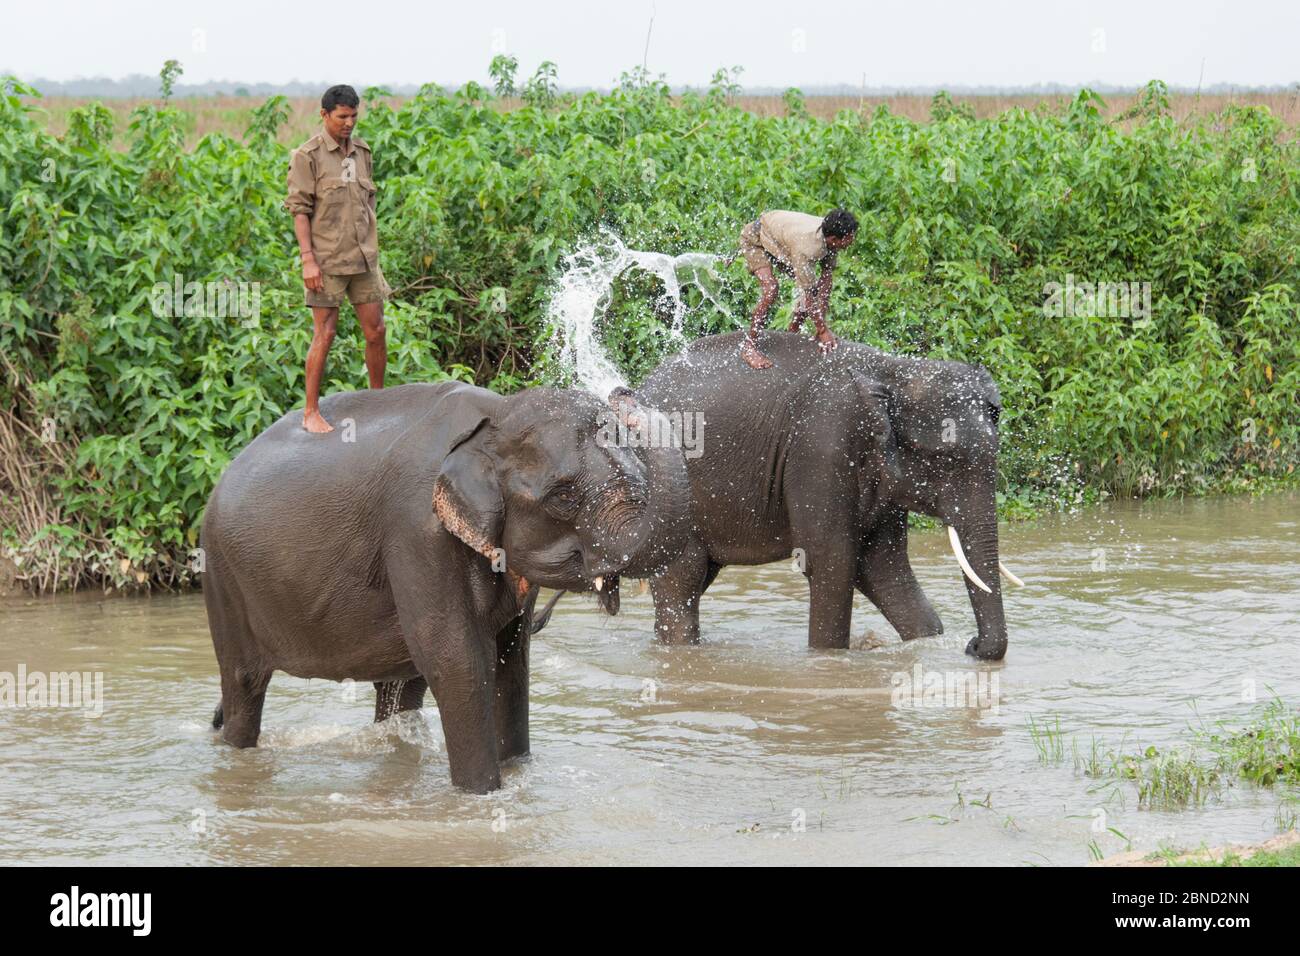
[1,72,1296,591]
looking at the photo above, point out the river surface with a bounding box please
[1,494,1297,866]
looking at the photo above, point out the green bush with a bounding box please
[1,72,1297,591]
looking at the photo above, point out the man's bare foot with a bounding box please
[303,409,334,433]
[814,328,838,354]
[740,337,773,370]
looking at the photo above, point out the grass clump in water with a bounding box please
[1034,697,1300,812]
[1114,745,1222,809]
[1199,697,1300,789]
[1027,715,1066,764]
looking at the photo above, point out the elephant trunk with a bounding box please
[948,504,1008,661]
[600,390,692,579]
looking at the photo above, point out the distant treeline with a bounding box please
[12,71,1299,99]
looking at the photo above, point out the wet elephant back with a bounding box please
[637,338,813,559]
[199,382,503,673]
[213,381,494,515]
[635,333,939,562]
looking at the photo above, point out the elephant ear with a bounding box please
[852,372,902,486]
[432,417,503,559]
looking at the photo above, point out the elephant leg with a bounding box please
[387,551,503,793]
[788,491,858,648]
[373,677,428,722]
[783,423,862,648]
[803,543,858,649]
[218,662,272,748]
[420,634,500,793]
[494,612,531,762]
[856,508,943,641]
[650,540,710,645]
[205,570,270,744]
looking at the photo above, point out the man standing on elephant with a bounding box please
[285,84,391,433]
[737,208,858,370]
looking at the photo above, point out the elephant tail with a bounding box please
[211,700,224,730]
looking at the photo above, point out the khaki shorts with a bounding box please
[739,219,798,280]
[305,267,392,308]
[738,219,774,274]
[739,221,814,312]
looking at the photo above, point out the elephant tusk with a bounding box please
[947,526,992,594]
[593,576,604,592]
[998,562,1025,588]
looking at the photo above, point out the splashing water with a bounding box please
[548,228,730,398]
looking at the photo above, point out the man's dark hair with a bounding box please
[321,85,360,112]
[822,208,859,238]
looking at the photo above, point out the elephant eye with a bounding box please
[545,484,581,520]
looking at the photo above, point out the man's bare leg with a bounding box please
[355,300,387,389]
[741,266,778,370]
[304,306,338,433]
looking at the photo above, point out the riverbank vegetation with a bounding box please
[2,63,1297,591]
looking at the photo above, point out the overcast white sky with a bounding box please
[7,0,1298,89]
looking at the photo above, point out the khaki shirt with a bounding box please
[757,210,829,292]
[285,127,379,275]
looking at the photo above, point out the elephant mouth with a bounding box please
[534,550,622,615]
[592,573,621,615]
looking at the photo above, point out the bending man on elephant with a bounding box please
[737,208,858,370]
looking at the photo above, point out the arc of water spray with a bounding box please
[547,227,730,398]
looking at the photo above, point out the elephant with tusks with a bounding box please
[632,330,1024,660]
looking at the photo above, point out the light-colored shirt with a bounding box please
[758,210,829,291]
[285,127,379,275]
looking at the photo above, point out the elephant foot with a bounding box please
[898,620,944,641]
[500,746,531,766]
[808,635,851,650]
[655,637,698,646]
[221,724,261,748]
[451,766,502,795]
[964,634,1007,661]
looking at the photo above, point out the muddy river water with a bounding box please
[1,493,1297,865]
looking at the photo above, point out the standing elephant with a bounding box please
[635,330,1022,660]
[201,381,689,792]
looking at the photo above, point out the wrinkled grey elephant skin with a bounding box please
[202,381,690,792]
[636,331,1010,660]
